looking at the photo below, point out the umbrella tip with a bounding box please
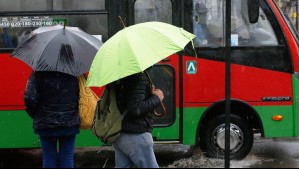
[118,16,126,28]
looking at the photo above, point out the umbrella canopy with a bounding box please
[87,21,195,87]
[11,25,103,76]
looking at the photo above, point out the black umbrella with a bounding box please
[11,25,103,76]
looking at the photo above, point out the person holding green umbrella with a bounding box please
[87,21,195,168]
[113,70,164,168]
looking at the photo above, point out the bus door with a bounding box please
[113,0,180,142]
[134,0,181,142]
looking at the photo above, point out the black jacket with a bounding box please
[24,71,80,130]
[116,73,161,134]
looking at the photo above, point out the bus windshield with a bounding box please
[190,0,278,47]
[274,1,299,45]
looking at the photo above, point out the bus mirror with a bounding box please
[248,0,259,23]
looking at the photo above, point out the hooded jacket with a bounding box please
[116,73,161,134]
[24,71,80,130]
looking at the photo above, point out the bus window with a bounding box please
[192,0,225,47]
[0,0,107,49]
[0,0,105,11]
[186,0,291,72]
[0,15,107,48]
[232,0,278,46]
[147,65,175,126]
[190,0,278,47]
[134,0,172,24]
[0,28,15,48]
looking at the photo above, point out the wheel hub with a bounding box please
[211,124,244,154]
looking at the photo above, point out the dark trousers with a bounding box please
[39,135,76,168]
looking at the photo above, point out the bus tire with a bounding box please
[200,114,253,160]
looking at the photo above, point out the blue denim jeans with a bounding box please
[39,135,76,168]
[112,132,159,168]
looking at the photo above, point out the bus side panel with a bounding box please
[183,57,293,106]
[232,63,294,137]
[183,57,225,104]
[231,64,293,106]
[0,110,39,148]
[183,56,294,137]
[0,54,31,110]
[182,107,205,145]
[254,105,294,137]
[293,75,299,136]
[0,53,38,147]
[0,53,102,148]
[0,109,102,148]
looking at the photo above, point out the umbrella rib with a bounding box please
[68,30,102,50]
[67,30,102,75]
[38,30,62,70]
[34,31,60,70]
[140,23,196,49]
[124,30,147,71]
[126,27,179,71]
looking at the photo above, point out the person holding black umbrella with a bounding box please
[24,71,80,168]
[13,25,102,168]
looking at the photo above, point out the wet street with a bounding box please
[243,137,299,168]
[1,135,299,168]
[167,135,299,168]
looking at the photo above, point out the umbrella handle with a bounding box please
[144,70,166,117]
[154,101,167,117]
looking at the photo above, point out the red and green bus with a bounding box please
[1,0,298,160]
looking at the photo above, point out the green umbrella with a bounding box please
[86,21,196,87]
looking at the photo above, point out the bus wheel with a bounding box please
[200,114,253,160]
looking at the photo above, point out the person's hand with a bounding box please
[151,85,164,102]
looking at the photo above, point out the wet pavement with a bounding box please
[167,136,299,168]
[246,137,299,168]
[1,136,299,168]
[0,145,192,168]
